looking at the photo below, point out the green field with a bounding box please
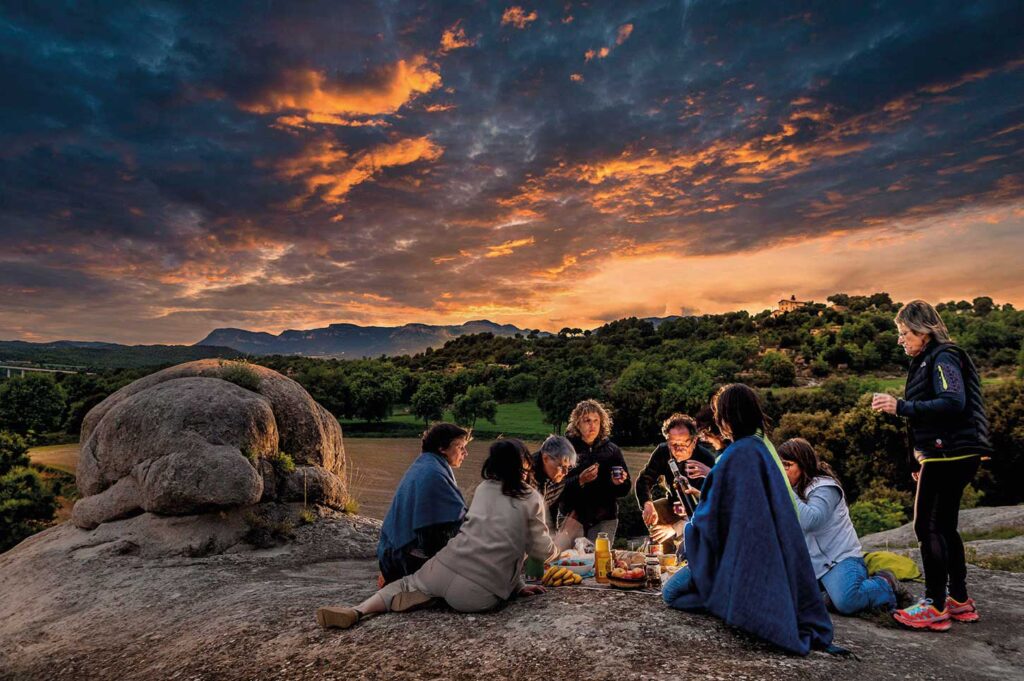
[340,400,552,438]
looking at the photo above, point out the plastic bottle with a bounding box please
[594,532,611,584]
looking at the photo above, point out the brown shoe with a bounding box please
[316,606,361,629]
[389,590,435,613]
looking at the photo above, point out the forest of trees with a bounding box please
[2,292,1022,545]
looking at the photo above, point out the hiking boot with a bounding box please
[892,599,952,631]
[946,596,980,623]
[875,569,912,609]
[315,606,361,630]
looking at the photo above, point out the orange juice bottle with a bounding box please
[594,532,611,584]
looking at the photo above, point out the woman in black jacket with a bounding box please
[556,399,630,545]
[872,300,991,631]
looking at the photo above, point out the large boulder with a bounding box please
[73,360,347,532]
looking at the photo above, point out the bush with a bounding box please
[849,497,907,536]
[266,451,295,475]
[960,484,984,509]
[0,430,60,551]
[1,466,58,552]
[218,361,261,392]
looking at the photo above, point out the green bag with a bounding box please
[864,550,922,581]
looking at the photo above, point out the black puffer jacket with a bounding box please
[558,436,631,526]
[897,341,992,460]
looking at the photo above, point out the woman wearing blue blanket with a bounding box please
[661,384,834,656]
[377,423,470,584]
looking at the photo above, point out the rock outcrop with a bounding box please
[1,510,1022,681]
[72,360,347,546]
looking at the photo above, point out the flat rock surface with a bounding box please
[2,513,1023,681]
[860,505,1024,550]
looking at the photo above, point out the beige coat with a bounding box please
[435,480,558,599]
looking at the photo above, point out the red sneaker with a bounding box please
[946,596,980,623]
[893,599,952,631]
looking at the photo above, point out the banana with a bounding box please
[542,566,557,584]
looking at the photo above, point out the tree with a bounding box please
[537,367,604,433]
[759,351,796,387]
[410,379,447,428]
[506,373,538,402]
[0,374,67,436]
[980,380,1024,505]
[972,296,995,316]
[452,386,498,429]
[0,430,58,551]
[346,362,404,422]
[0,431,31,472]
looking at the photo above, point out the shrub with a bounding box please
[218,361,261,392]
[267,451,295,475]
[960,484,984,509]
[849,497,907,536]
[0,430,59,551]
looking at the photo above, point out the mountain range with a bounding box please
[195,320,540,358]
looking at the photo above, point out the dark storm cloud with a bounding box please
[1,0,1022,342]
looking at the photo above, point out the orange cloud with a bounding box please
[616,24,634,45]
[502,6,538,29]
[485,237,536,258]
[570,73,583,82]
[241,56,441,126]
[440,22,475,53]
[281,136,444,206]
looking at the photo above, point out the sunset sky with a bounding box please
[2,1,1023,344]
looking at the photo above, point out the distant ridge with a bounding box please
[0,340,242,369]
[195,320,544,358]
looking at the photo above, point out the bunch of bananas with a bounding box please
[541,565,583,587]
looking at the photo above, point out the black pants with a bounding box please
[913,456,980,605]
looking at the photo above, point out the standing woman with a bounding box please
[872,300,992,631]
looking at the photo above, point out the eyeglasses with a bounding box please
[667,439,695,451]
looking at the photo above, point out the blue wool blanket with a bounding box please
[666,436,834,655]
[378,452,467,560]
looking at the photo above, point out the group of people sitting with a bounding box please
[316,300,990,654]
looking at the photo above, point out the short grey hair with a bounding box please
[895,300,952,343]
[539,435,577,467]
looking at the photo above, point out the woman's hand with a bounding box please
[871,393,898,415]
[519,584,546,597]
[685,461,711,479]
[578,463,599,485]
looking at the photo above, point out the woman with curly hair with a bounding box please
[556,399,630,546]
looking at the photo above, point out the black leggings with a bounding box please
[913,456,980,605]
